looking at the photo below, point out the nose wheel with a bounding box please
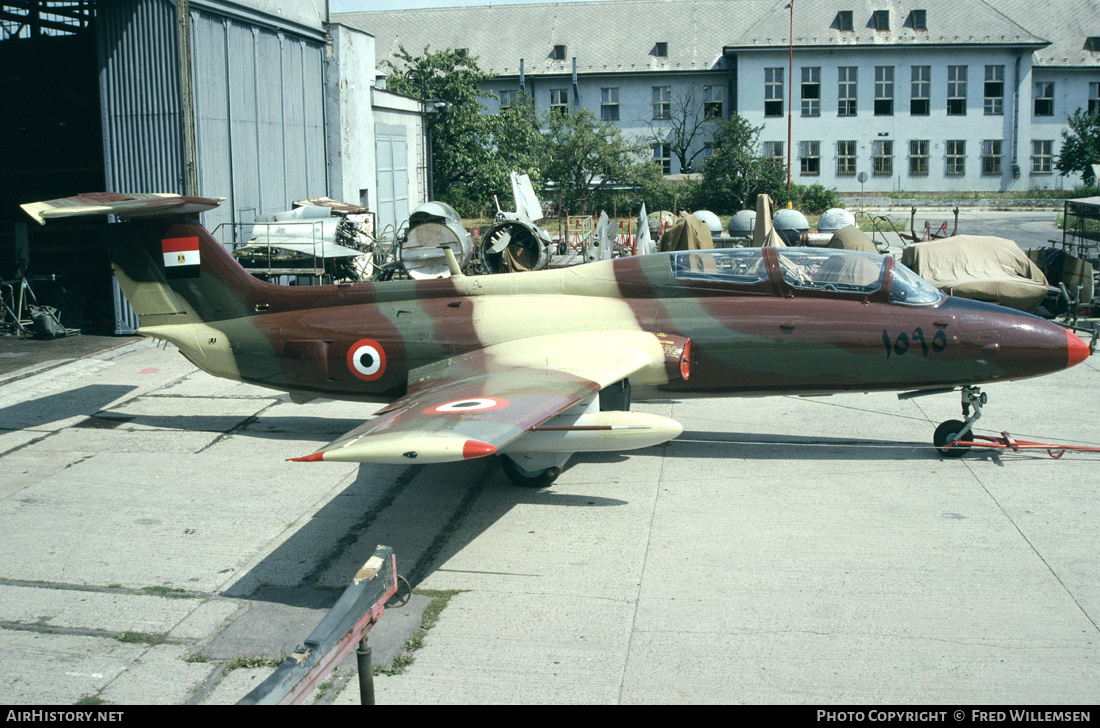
[934,386,986,457]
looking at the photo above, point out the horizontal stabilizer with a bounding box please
[21,192,223,226]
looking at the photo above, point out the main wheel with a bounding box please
[934,419,972,458]
[500,456,561,488]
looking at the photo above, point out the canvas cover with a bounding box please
[900,235,1050,312]
[659,212,714,253]
[750,194,786,247]
[828,225,880,254]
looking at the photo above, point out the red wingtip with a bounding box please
[462,440,497,459]
[1067,329,1090,369]
[288,452,326,462]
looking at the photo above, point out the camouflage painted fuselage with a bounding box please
[119,219,1080,404]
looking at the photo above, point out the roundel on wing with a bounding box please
[347,339,387,381]
[423,397,510,415]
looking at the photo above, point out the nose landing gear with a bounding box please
[934,386,986,457]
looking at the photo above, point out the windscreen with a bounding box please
[890,261,945,305]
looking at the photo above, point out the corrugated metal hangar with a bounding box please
[1,0,429,333]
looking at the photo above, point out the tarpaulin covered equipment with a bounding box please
[901,235,1051,312]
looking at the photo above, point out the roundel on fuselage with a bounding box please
[347,339,387,381]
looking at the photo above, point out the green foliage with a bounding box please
[384,47,541,216]
[1057,109,1100,185]
[538,107,658,215]
[695,115,788,213]
[784,184,841,214]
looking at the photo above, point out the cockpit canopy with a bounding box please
[670,247,943,306]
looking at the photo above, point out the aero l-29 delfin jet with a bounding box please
[23,193,1092,487]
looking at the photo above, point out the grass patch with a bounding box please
[116,631,165,645]
[74,695,109,706]
[142,585,189,599]
[224,655,284,674]
[186,653,208,664]
[374,589,462,676]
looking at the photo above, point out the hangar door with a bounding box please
[375,124,410,237]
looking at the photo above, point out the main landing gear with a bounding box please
[933,385,986,457]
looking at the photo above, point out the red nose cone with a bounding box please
[462,439,497,459]
[1067,329,1090,369]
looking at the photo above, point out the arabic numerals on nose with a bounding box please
[882,327,947,358]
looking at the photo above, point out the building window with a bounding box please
[1034,82,1055,116]
[911,66,930,115]
[801,67,820,116]
[984,65,1004,115]
[765,68,784,117]
[1032,140,1053,173]
[836,10,853,31]
[837,140,857,176]
[947,66,967,115]
[872,9,889,31]
[499,89,516,111]
[873,140,894,175]
[550,88,569,115]
[945,139,966,176]
[652,86,671,120]
[1090,82,1100,115]
[800,141,820,175]
[981,139,1003,176]
[551,45,566,61]
[654,42,668,58]
[653,143,671,174]
[703,85,723,119]
[600,87,619,121]
[838,67,857,116]
[703,142,714,160]
[909,9,927,30]
[875,66,894,115]
[909,139,929,176]
[763,141,784,161]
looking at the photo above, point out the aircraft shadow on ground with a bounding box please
[224,457,628,606]
[0,384,137,433]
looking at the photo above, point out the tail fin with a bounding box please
[22,193,268,328]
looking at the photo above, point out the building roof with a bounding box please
[986,0,1100,67]
[726,0,1046,51]
[334,0,1093,78]
[336,0,760,77]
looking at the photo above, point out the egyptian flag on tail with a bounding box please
[161,236,201,279]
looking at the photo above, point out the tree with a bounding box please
[1057,109,1100,185]
[645,88,717,174]
[695,114,786,213]
[538,107,657,214]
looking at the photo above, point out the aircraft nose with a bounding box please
[1067,329,1091,368]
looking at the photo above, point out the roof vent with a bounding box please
[1085,36,1100,52]
[835,10,854,31]
[551,44,566,61]
[872,10,889,31]
[654,41,668,58]
[909,9,927,31]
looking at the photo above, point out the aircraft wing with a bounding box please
[291,331,681,464]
